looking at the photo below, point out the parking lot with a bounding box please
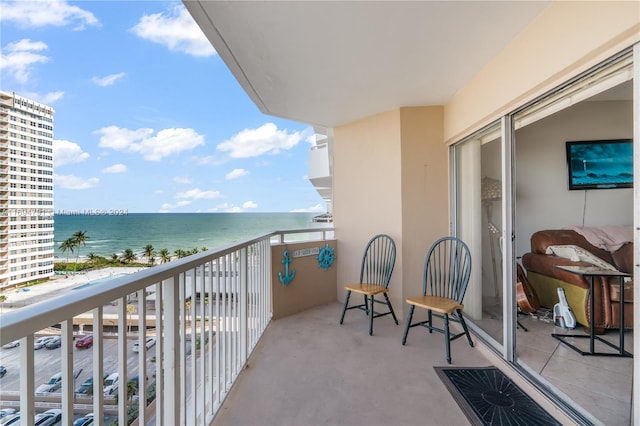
[0,334,155,423]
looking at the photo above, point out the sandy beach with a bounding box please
[1,267,145,312]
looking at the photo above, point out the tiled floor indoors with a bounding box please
[515,310,633,426]
[212,302,577,426]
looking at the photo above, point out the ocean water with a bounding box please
[53,212,322,259]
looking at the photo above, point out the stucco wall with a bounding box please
[333,107,448,316]
[444,1,640,143]
[271,241,337,319]
[399,107,448,300]
[333,110,404,313]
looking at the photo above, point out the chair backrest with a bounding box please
[422,237,472,303]
[359,234,396,289]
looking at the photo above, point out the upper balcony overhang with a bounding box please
[183,1,550,128]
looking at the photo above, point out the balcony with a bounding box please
[0,229,334,425]
[0,227,571,425]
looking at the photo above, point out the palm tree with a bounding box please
[159,248,171,264]
[87,252,99,264]
[143,244,156,266]
[174,249,186,259]
[72,230,89,271]
[110,253,119,263]
[0,294,7,314]
[59,238,75,275]
[126,303,136,335]
[122,248,136,263]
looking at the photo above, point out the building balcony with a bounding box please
[0,227,572,425]
[0,229,339,425]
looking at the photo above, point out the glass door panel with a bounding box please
[453,121,504,346]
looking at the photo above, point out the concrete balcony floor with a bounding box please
[213,302,574,426]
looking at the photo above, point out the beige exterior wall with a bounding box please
[398,107,447,301]
[334,107,448,317]
[445,1,640,143]
[271,241,337,319]
[333,110,404,313]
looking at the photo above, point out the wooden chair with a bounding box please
[402,236,474,363]
[339,234,398,335]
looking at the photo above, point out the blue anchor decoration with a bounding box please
[278,250,296,286]
[317,244,336,271]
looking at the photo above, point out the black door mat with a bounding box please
[435,366,561,426]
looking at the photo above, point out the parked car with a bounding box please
[36,370,82,395]
[0,413,20,425]
[34,409,62,426]
[0,409,16,419]
[45,336,62,349]
[0,367,6,378]
[73,413,94,426]
[132,337,156,352]
[103,373,119,396]
[75,334,93,349]
[1,340,19,349]
[34,336,55,350]
[75,373,107,395]
[35,372,62,394]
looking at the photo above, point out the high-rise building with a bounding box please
[0,90,55,288]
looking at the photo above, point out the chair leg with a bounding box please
[457,309,474,347]
[427,310,433,333]
[368,295,374,336]
[363,295,369,314]
[383,293,398,325]
[444,313,451,364]
[339,291,351,324]
[402,305,415,345]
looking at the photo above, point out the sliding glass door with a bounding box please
[453,121,505,347]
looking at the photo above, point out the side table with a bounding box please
[552,265,632,357]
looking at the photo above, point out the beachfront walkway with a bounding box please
[1,267,144,312]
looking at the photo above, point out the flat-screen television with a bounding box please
[566,139,633,190]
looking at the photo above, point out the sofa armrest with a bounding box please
[522,253,593,290]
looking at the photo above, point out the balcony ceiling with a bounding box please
[185,1,551,128]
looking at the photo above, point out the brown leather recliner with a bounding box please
[522,229,633,332]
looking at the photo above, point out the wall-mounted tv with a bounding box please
[566,139,633,190]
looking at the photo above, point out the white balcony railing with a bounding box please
[0,227,334,426]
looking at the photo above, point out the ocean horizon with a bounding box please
[53,212,326,259]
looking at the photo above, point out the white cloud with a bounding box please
[131,5,215,58]
[225,206,244,213]
[160,200,192,211]
[1,39,49,84]
[290,204,326,213]
[225,168,249,180]
[95,125,205,161]
[191,154,224,166]
[102,164,127,174]
[54,174,99,190]
[53,140,89,167]
[0,0,99,30]
[92,72,126,87]
[175,188,221,200]
[24,91,64,104]
[173,176,192,184]
[242,201,258,209]
[217,123,306,159]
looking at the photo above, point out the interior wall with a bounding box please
[333,110,404,313]
[515,100,633,258]
[444,1,640,144]
[399,107,448,301]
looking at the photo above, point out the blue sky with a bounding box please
[1,0,326,213]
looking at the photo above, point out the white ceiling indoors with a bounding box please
[184,1,552,128]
